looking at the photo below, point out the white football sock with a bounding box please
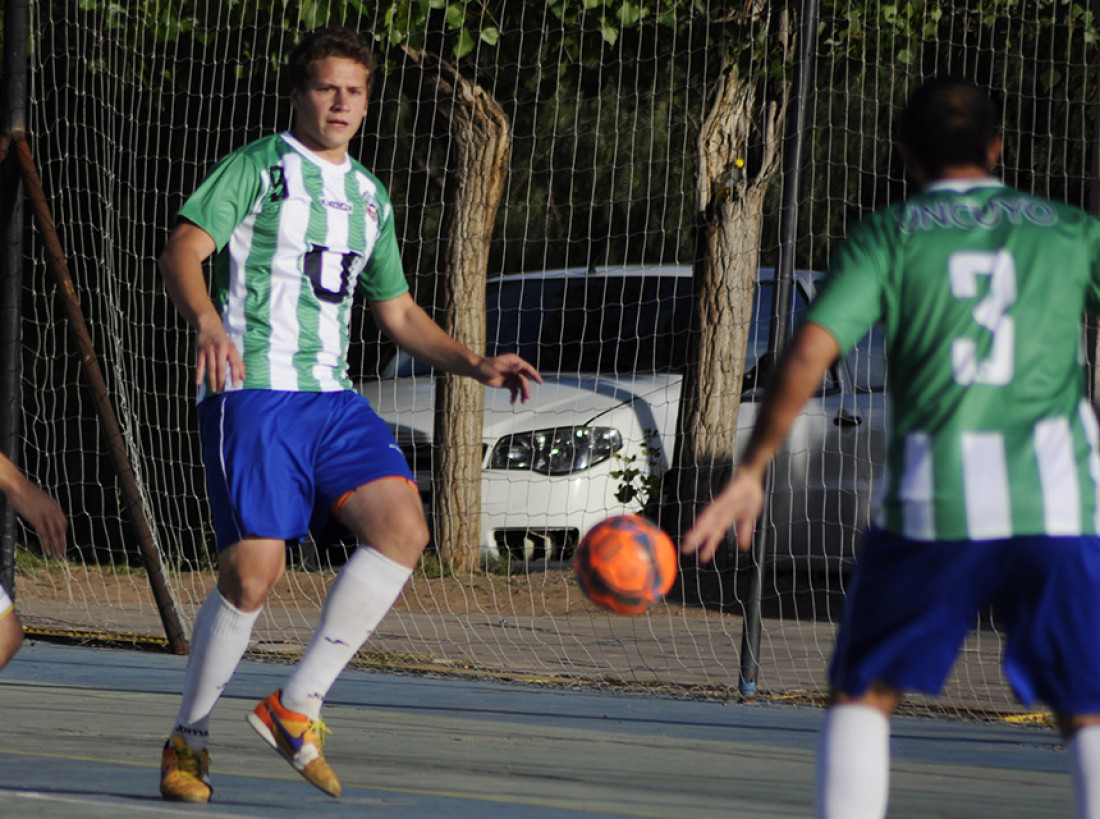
[816,704,891,819]
[1069,724,1100,819]
[281,547,412,720]
[171,588,260,750]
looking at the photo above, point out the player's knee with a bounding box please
[830,681,900,716]
[0,612,24,667]
[366,515,429,567]
[7,619,22,652]
[391,515,430,556]
[1058,713,1100,739]
[409,516,430,553]
[218,569,280,612]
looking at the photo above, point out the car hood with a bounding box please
[357,373,683,439]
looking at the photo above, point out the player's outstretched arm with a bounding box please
[0,453,67,558]
[160,222,246,393]
[681,322,840,562]
[371,293,542,403]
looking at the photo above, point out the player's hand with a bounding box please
[9,480,67,558]
[680,471,765,562]
[477,354,543,404]
[195,319,246,393]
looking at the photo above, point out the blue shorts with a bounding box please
[197,390,413,551]
[829,528,1100,714]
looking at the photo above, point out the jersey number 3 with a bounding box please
[949,249,1017,386]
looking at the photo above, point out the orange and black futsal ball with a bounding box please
[573,514,677,614]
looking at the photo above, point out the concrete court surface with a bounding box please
[0,641,1076,818]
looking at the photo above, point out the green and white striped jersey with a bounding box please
[805,178,1100,541]
[178,132,409,394]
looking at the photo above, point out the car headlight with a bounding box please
[488,426,623,475]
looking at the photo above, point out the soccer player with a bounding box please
[0,452,67,670]
[157,26,541,803]
[682,76,1100,819]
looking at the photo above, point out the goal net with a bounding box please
[6,0,1097,716]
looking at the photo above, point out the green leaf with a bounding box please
[615,485,638,504]
[616,1,642,27]
[445,3,465,30]
[1040,68,1065,92]
[480,26,500,46]
[454,27,476,58]
[599,16,619,46]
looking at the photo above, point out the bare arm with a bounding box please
[371,292,543,403]
[0,453,67,558]
[681,322,841,562]
[159,222,245,393]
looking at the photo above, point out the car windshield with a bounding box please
[488,275,693,374]
[386,273,810,381]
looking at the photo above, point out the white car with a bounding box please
[357,266,886,570]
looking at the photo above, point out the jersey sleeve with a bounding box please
[358,199,410,302]
[804,213,893,354]
[1085,215,1100,318]
[177,150,265,251]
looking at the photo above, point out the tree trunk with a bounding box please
[662,15,793,538]
[400,47,510,573]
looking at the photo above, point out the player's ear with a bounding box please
[896,142,928,187]
[986,136,1003,171]
[289,85,305,118]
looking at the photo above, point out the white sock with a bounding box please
[281,547,412,720]
[171,589,260,750]
[1069,724,1100,819]
[816,704,891,819]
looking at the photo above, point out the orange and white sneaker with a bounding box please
[247,689,340,797]
[160,735,212,803]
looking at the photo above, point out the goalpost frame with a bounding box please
[0,0,188,653]
[0,0,29,601]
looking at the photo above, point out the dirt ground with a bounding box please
[10,557,1023,715]
[13,552,841,632]
[14,558,707,627]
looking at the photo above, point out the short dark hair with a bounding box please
[899,77,999,177]
[286,26,375,94]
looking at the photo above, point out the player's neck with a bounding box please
[919,166,995,190]
[936,165,991,181]
[288,129,349,165]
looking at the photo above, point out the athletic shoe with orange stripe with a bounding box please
[247,689,340,797]
[159,735,212,803]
